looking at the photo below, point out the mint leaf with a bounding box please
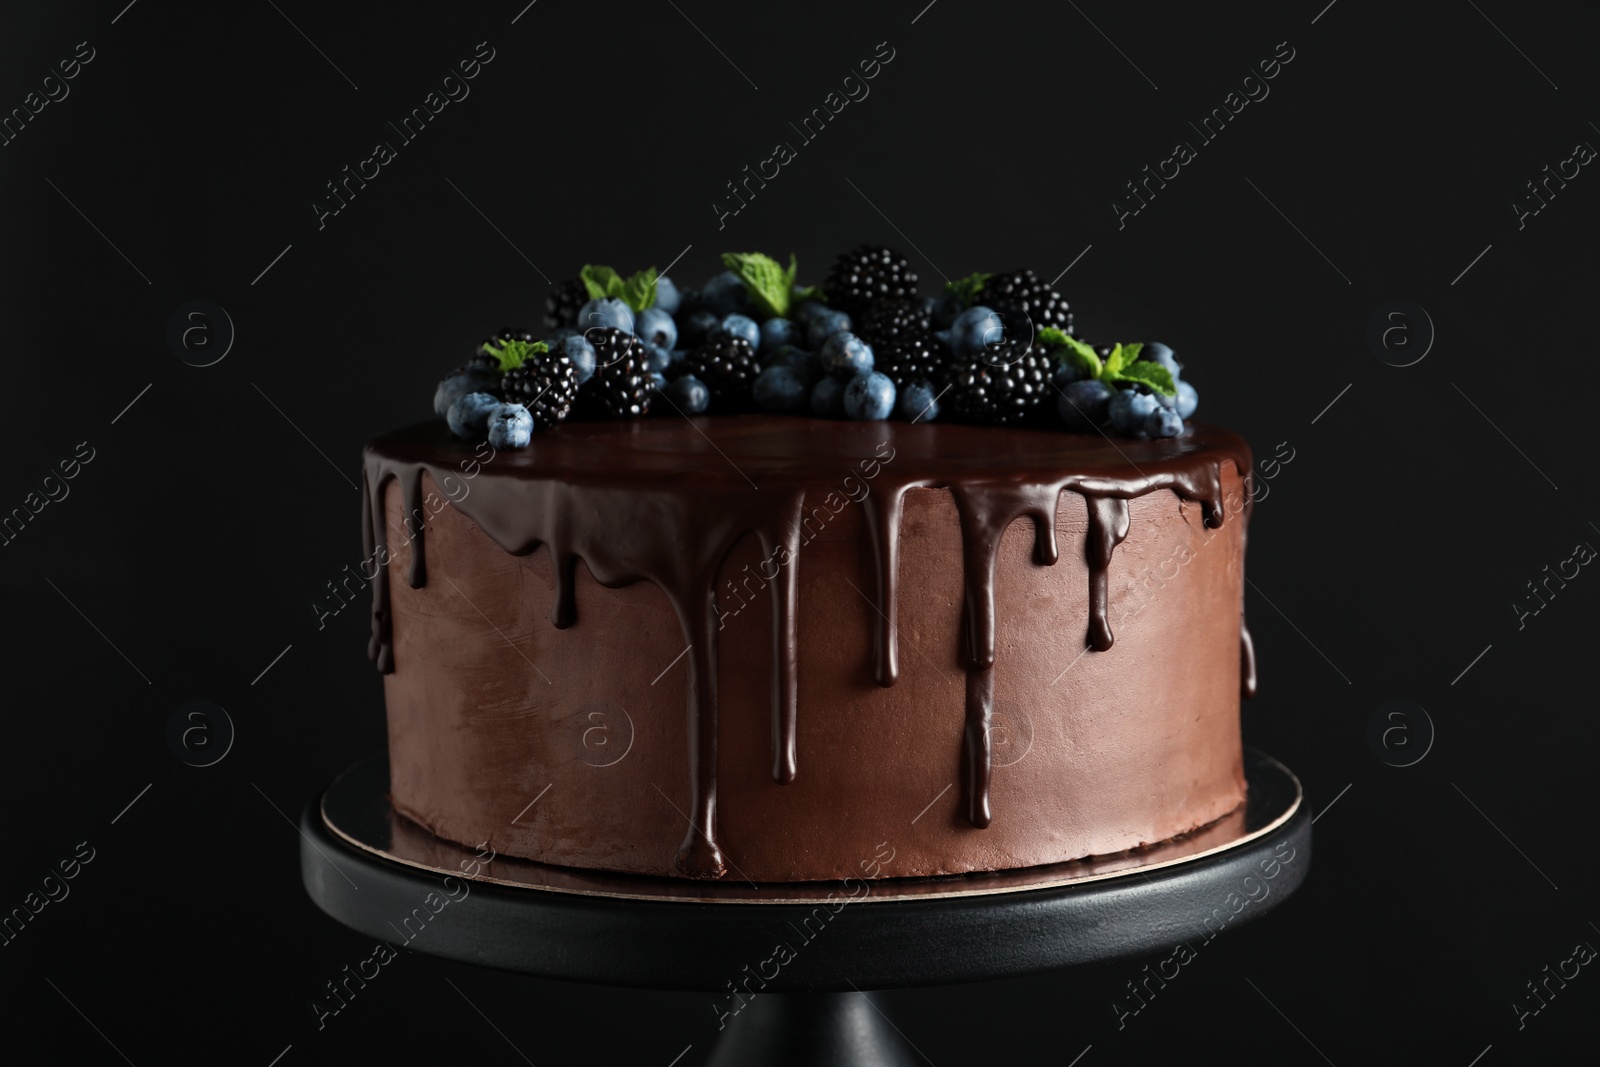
[1102,343,1130,378]
[722,251,792,318]
[794,284,825,304]
[1112,360,1176,397]
[482,338,549,372]
[1119,342,1144,365]
[621,267,658,312]
[1037,327,1073,349]
[945,272,990,306]
[580,264,624,302]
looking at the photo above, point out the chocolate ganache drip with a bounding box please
[363,418,1252,878]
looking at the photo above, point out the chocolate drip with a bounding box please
[860,485,910,687]
[674,588,726,877]
[756,491,806,784]
[1084,496,1131,652]
[401,470,427,589]
[363,419,1253,874]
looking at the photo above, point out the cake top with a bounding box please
[371,415,1243,490]
[426,245,1202,452]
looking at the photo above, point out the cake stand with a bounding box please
[301,749,1310,1066]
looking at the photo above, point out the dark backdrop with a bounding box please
[2,1,1596,1063]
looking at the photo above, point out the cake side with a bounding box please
[371,417,1252,882]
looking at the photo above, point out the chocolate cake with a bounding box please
[366,247,1256,882]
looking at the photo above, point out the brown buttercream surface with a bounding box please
[369,417,1251,881]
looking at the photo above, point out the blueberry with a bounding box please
[548,326,580,345]
[810,376,846,418]
[939,305,1004,359]
[759,317,798,354]
[702,271,752,315]
[932,291,965,329]
[635,307,678,351]
[753,365,810,412]
[897,378,941,422]
[765,344,817,383]
[557,333,598,385]
[1052,358,1087,388]
[843,372,897,421]
[447,391,502,438]
[1175,379,1199,419]
[805,308,852,349]
[1143,342,1181,376]
[578,297,634,335]
[642,342,673,372]
[670,348,690,368]
[434,368,498,418]
[818,332,874,379]
[653,275,681,315]
[718,313,760,350]
[1108,389,1161,435]
[649,370,669,392]
[792,300,829,324]
[663,374,710,415]
[680,308,720,347]
[486,403,534,449]
[1058,379,1113,429]
[1145,407,1184,439]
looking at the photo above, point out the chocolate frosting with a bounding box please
[365,417,1254,878]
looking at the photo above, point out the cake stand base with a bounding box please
[301,748,1309,1065]
[702,992,921,1067]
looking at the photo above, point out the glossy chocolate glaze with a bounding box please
[365,416,1254,877]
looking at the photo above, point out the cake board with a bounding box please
[301,748,1310,1065]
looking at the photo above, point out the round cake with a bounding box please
[364,415,1254,882]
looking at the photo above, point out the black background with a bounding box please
[2,1,1597,1063]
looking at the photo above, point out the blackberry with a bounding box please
[875,330,947,390]
[575,328,652,419]
[543,279,589,331]
[823,245,919,315]
[681,332,761,410]
[978,269,1074,337]
[941,336,1053,425]
[853,297,931,350]
[500,353,579,428]
[468,327,535,375]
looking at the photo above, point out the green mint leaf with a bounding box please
[621,267,658,312]
[1111,360,1176,397]
[579,264,624,302]
[721,251,791,318]
[783,253,799,293]
[482,338,549,372]
[1102,343,1129,377]
[1037,327,1073,349]
[945,272,990,306]
[794,284,825,304]
[1120,342,1144,365]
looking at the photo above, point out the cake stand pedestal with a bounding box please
[301,749,1309,1066]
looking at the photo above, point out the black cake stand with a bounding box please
[301,749,1310,1066]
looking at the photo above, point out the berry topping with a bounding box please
[942,335,1052,426]
[501,353,579,429]
[682,332,761,408]
[853,296,932,351]
[843,372,897,421]
[577,327,653,419]
[543,279,588,330]
[823,245,919,314]
[487,403,534,449]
